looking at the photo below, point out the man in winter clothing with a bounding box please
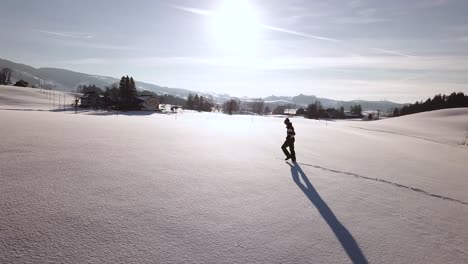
[282,118,296,162]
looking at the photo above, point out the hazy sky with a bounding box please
[1,0,468,102]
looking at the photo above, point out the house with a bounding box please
[137,95,160,111]
[80,91,104,108]
[324,108,342,119]
[284,108,297,115]
[13,80,28,87]
[343,111,363,119]
[159,104,183,112]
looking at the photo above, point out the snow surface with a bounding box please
[349,108,468,146]
[1,86,468,264]
[0,85,75,111]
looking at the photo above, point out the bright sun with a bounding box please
[211,0,261,54]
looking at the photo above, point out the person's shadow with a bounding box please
[288,162,368,264]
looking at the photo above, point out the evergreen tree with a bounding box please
[339,106,345,117]
[129,77,137,100]
[350,104,362,115]
[251,98,265,115]
[200,96,206,111]
[223,99,239,115]
[186,94,194,109]
[272,105,286,115]
[396,92,468,117]
[193,94,200,111]
[103,87,110,108]
[119,76,127,110]
[105,83,119,107]
[199,96,214,112]
[79,84,103,94]
[305,101,323,119]
[296,107,305,116]
[119,75,137,110]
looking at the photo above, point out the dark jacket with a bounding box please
[286,123,295,139]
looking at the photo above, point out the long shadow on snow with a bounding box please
[287,162,368,264]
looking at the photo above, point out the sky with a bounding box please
[1,0,468,102]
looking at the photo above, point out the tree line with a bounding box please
[222,99,240,115]
[393,92,468,117]
[78,76,189,111]
[272,101,362,119]
[186,93,214,112]
[96,75,138,111]
[77,84,103,94]
[78,80,370,118]
[221,98,268,115]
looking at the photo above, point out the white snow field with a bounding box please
[0,85,75,111]
[1,85,468,264]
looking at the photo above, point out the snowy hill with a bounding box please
[0,58,117,91]
[0,58,214,100]
[0,85,75,110]
[1,87,467,263]
[350,108,468,146]
[1,58,403,109]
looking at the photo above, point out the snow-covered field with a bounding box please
[1,85,468,264]
[0,86,76,111]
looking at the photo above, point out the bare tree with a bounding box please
[223,99,240,115]
[251,98,265,115]
[0,68,12,85]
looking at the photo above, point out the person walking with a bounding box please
[281,118,296,162]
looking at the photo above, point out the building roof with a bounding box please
[81,91,99,99]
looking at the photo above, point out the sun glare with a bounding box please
[211,0,261,54]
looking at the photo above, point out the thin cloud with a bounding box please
[250,55,468,71]
[169,5,214,16]
[123,55,468,72]
[35,30,93,39]
[169,4,339,43]
[70,42,137,51]
[336,17,389,25]
[57,58,113,65]
[370,48,416,57]
[416,0,451,8]
[261,25,341,42]
[337,7,389,24]
[168,4,417,57]
[35,29,133,50]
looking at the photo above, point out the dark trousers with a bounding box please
[281,138,296,160]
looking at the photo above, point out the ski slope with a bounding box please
[1,86,468,263]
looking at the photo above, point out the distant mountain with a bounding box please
[337,100,404,112]
[0,58,111,90]
[264,94,403,112]
[291,94,319,105]
[1,57,403,111]
[0,58,222,100]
